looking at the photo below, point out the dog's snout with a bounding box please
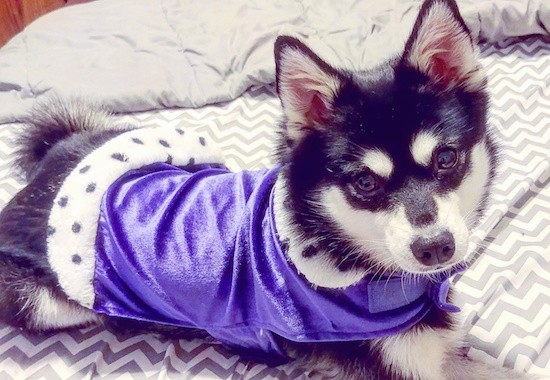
[411,231,455,266]
[414,211,436,226]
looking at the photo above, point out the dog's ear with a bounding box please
[275,36,344,142]
[401,0,483,91]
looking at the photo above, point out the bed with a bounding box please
[0,0,548,378]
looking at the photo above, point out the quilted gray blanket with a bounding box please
[0,0,548,123]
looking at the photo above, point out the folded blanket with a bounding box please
[0,0,548,123]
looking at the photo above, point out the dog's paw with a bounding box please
[447,356,535,380]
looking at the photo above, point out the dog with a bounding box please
[0,0,532,378]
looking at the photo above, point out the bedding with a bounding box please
[0,0,548,379]
[0,0,549,124]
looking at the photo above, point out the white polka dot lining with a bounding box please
[47,126,224,308]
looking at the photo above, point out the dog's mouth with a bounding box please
[359,229,469,280]
[399,260,466,276]
[384,245,469,279]
[369,259,462,276]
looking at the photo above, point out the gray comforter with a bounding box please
[0,0,548,123]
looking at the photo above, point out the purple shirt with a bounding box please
[93,163,458,365]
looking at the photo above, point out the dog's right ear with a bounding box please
[275,36,344,142]
[401,0,483,91]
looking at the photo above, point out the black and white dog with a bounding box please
[0,0,531,378]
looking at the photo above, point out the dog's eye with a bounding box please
[435,147,458,171]
[353,173,380,196]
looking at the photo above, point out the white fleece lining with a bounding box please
[47,126,224,308]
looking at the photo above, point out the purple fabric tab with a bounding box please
[367,277,429,314]
[92,163,459,364]
[430,279,461,313]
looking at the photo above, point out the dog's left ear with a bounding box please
[402,0,484,91]
[275,36,344,142]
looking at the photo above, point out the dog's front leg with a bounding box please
[372,325,461,380]
[374,325,535,380]
[444,353,536,380]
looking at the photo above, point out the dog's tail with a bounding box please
[15,99,113,181]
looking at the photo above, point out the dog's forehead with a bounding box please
[333,67,476,178]
[339,119,457,180]
[353,63,397,93]
[344,87,462,137]
[355,140,435,182]
[338,91,439,163]
[342,74,438,135]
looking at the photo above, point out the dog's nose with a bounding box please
[411,231,455,266]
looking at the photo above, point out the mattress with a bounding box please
[0,35,548,379]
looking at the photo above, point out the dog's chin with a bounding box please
[391,258,466,278]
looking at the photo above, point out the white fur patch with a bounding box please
[47,126,224,308]
[384,205,416,267]
[411,131,439,167]
[272,181,367,288]
[406,1,484,91]
[362,149,394,178]
[433,194,470,261]
[28,287,100,330]
[319,186,398,276]
[375,324,462,380]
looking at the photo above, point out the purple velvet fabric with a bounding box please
[93,163,458,365]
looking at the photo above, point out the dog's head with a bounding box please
[274,0,496,287]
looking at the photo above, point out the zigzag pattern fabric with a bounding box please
[0,36,548,379]
[453,37,550,377]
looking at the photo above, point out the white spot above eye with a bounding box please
[362,149,394,178]
[411,132,439,167]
